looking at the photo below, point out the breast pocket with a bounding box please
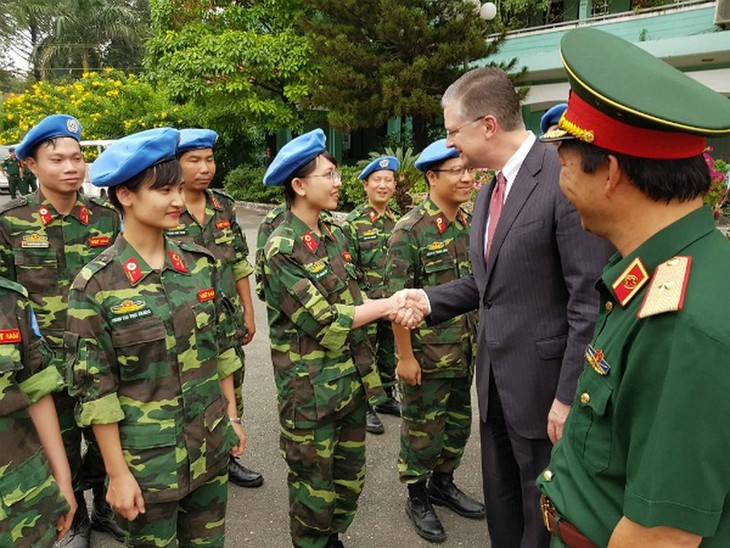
[14,250,59,295]
[570,371,613,473]
[422,253,456,287]
[111,318,168,383]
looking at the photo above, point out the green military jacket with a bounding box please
[261,211,384,429]
[385,197,476,378]
[538,206,730,546]
[342,203,399,299]
[0,277,64,515]
[165,188,253,348]
[255,203,287,302]
[67,236,238,504]
[1,157,21,178]
[0,189,120,354]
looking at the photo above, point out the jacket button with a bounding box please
[542,470,553,482]
[580,392,591,405]
[485,301,492,309]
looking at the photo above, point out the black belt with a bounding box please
[540,495,597,548]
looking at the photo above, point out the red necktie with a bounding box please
[486,171,506,260]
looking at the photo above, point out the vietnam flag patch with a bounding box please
[0,329,22,344]
[197,288,215,302]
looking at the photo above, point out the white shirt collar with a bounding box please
[501,131,536,196]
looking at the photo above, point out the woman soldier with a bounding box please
[260,129,419,548]
[0,278,76,546]
[66,128,245,547]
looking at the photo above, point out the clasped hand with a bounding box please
[386,289,429,329]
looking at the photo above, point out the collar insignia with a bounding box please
[434,213,447,235]
[369,210,378,222]
[302,231,318,253]
[168,251,188,273]
[123,257,143,285]
[611,257,649,307]
[38,207,53,226]
[210,194,222,210]
[79,206,89,225]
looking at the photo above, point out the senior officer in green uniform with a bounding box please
[167,128,264,489]
[0,115,122,547]
[342,156,401,435]
[385,139,484,543]
[1,147,26,199]
[260,129,421,548]
[536,28,730,547]
[67,128,245,547]
[0,279,76,546]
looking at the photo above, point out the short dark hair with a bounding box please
[442,67,524,131]
[26,137,81,160]
[109,158,182,212]
[282,151,338,207]
[560,139,710,203]
[8,147,15,153]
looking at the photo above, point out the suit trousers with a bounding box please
[481,374,552,548]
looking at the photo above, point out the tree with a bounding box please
[297,0,516,150]
[144,0,312,134]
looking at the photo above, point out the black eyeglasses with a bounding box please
[445,115,486,138]
[431,167,477,176]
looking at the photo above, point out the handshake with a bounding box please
[384,289,430,329]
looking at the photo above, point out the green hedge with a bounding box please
[224,165,282,204]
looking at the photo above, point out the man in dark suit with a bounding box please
[405,68,613,547]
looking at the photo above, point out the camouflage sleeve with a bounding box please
[385,227,418,294]
[341,217,360,266]
[255,220,273,302]
[66,284,125,427]
[16,302,63,404]
[0,220,16,280]
[231,216,254,282]
[264,249,356,351]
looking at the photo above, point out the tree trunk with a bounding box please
[412,115,430,152]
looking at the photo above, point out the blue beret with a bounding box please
[16,114,82,161]
[358,156,400,181]
[263,129,326,187]
[177,128,218,155]
[90,128,180,188]
[414,139,460,172]
[540,103,568,134]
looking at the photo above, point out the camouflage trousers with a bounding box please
[280,400,367,548]
[54,391,106,492]
[398,374,473,484]
[0,450,70,548]
[368,320,396,388]
[117,466,228,547]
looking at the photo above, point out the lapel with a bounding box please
[485,142,545,282]
[471,178,493,282]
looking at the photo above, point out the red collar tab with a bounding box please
[210,194,223,211]
[369,209,378,222]
[434,213,448,235]
[302,231,318,253]
[79,206,89,225]
[611,257,649,307]
[38,206,53,226]
[123,257,143,285]
[561,92,707,160]
[168,250,188,273]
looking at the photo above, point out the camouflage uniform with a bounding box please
[0,189,120,492]
[66,235,239,547]
[166,188,253,417]
[342,204,399,389]
[0,277,69,547]
[255,203,287,302]
[261,211,384,548]
[385,197,477,484]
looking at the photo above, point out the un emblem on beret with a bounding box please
[66,118,80,133]
[379,159,389,168]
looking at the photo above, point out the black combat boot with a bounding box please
[406,481,446,543]
[325,532,345,547]
[374,385,401,417]
[427,471,486,519]
[365,407,384,434]
[228,456,264,488]
[90,483,126,542]
[60,492,90,548]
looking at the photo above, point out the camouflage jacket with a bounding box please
[0,189,120,355]
[261,211,384,429]
[166,188,253,347]
[0,277,64,492]
[342,204,399,299]
[385,197,476,378]
[66,236,238,504]
[255,203,287,302]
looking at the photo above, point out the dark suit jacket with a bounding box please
[425,140,613,438]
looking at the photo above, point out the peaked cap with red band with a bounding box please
[541,28,730,159]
